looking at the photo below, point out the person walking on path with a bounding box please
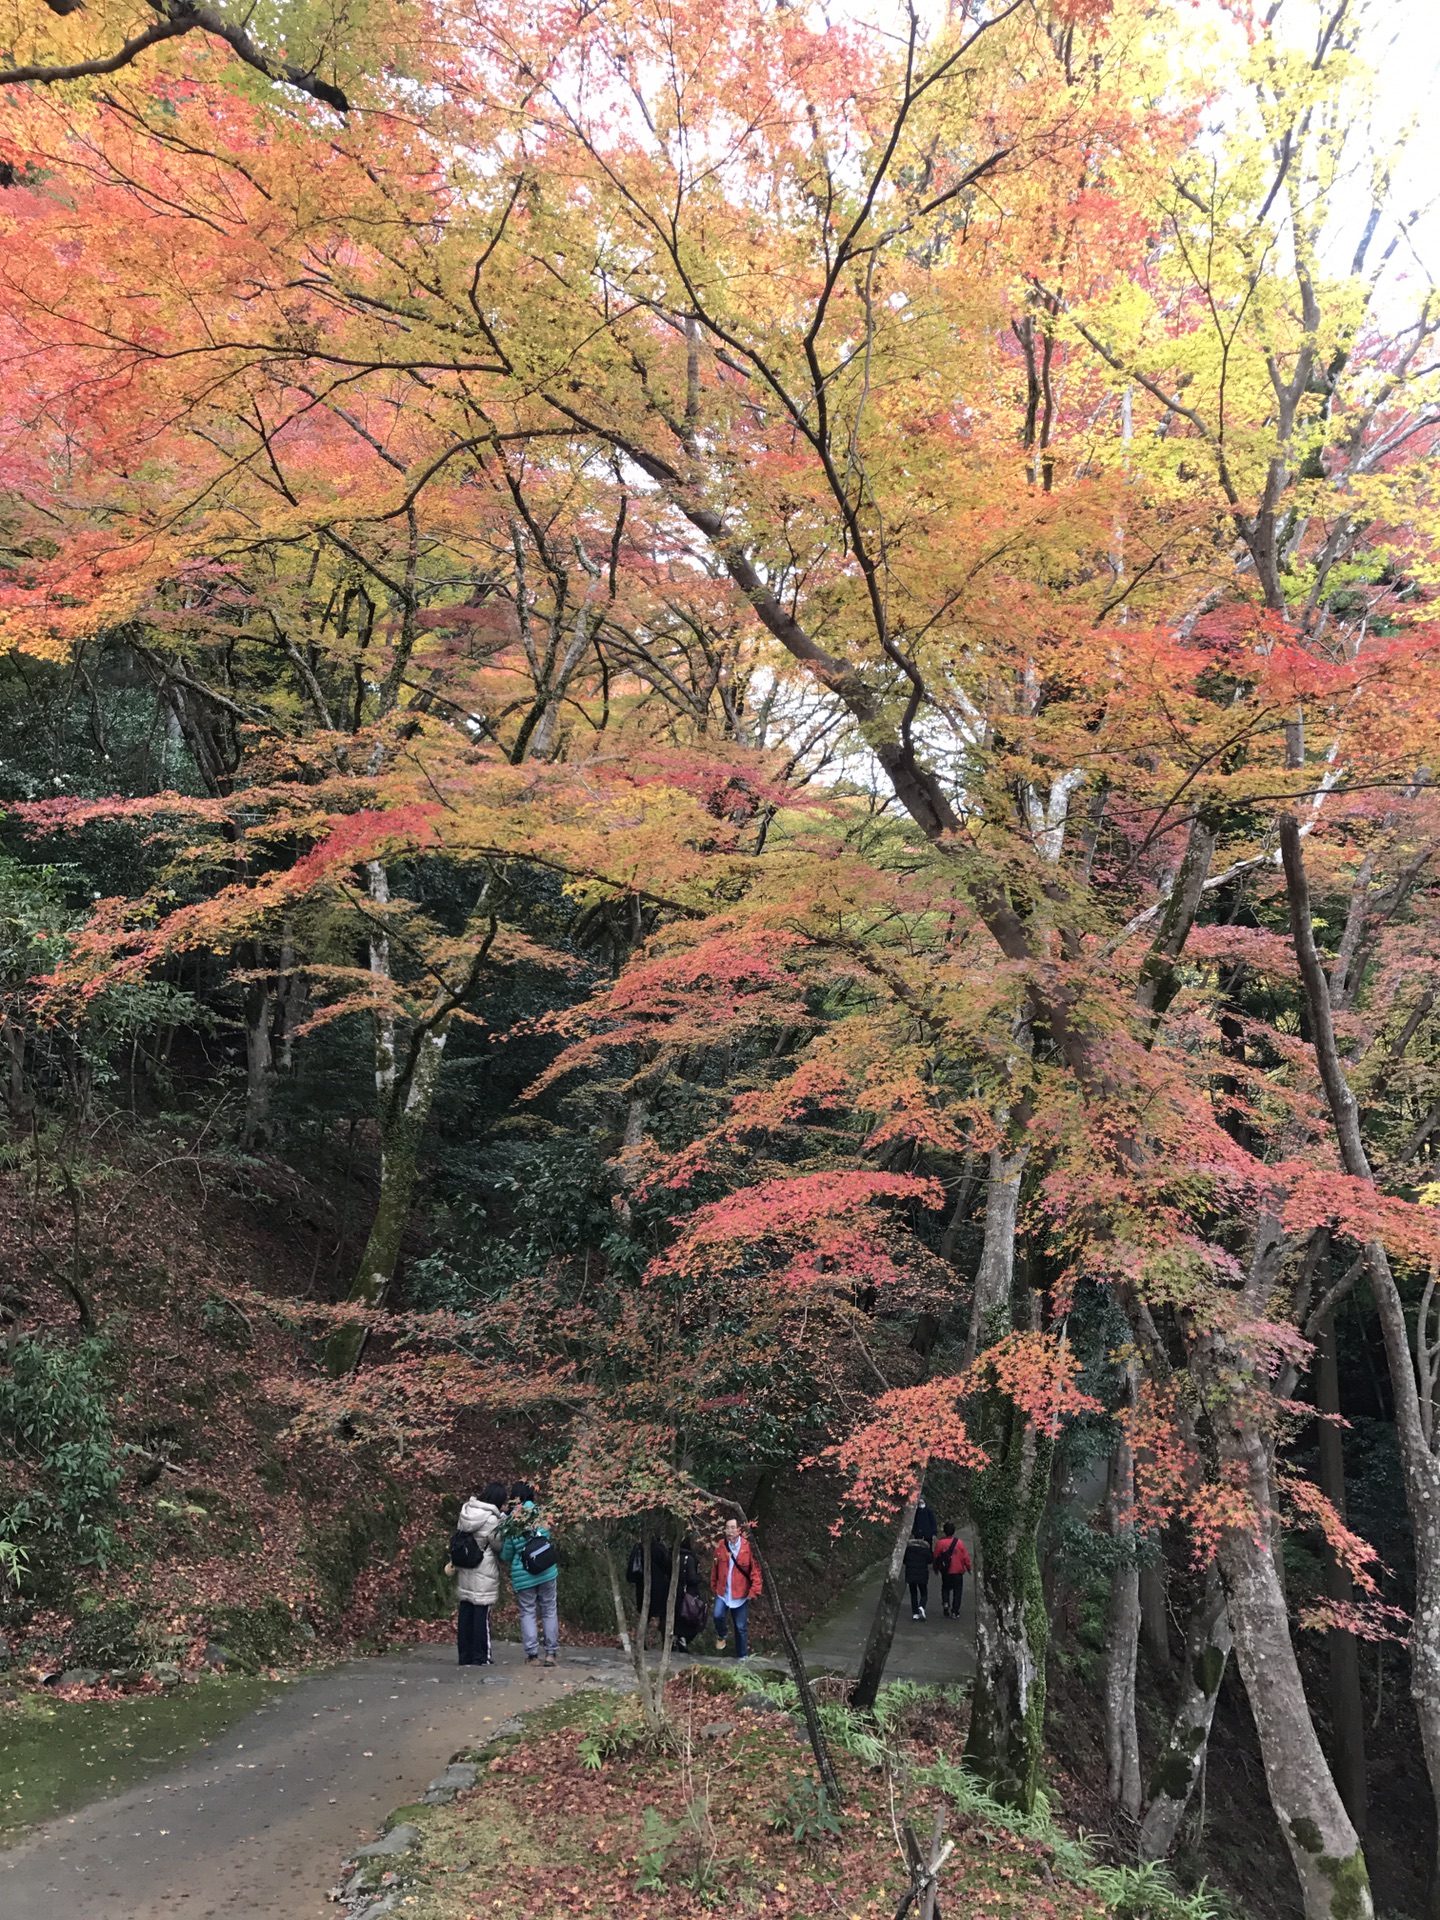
[500,1480,560,1667]
[903,1528,933,1620]
[626,1533,673,1644]
[933,1523,971,1619]
[444,1480,505,1665]
[913,1498,939,1545]
[675,1535,704,1652]
[711,1516,762,1657]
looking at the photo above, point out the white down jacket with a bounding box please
[453,1498,502,1605]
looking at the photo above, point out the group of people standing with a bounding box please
[449,1482,965,1666]
[445,1479,559,1667]
[626,1516,764,1657]
[901,1501,971,1621]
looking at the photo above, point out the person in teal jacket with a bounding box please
[500,1481,559,1665]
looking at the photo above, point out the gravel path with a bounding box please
[0,1643,597,1920]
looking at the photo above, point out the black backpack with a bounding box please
[520,1530,557,1577]
[450,1528,484,1570]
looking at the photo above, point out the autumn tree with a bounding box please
[3,4,1440,1914]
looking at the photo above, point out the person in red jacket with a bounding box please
[933,1522,972,1619]
[710,1517,763,1658]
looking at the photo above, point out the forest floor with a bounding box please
[326,1666,1120,1920]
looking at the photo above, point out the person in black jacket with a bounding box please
[673,1536,703,1652]
[903,1529,933,1620]
[912,1499,939,1545]
[626,1534,672,1643]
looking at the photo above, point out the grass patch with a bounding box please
[0,1674,280,1845]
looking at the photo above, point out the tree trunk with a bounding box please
[1218,1421,1372,1920]
[703,1489,841,1799]
[630,1530,663,1731]
[2,1019,32,1123]
[966,1399,1053,1812]
[1365,1249,1440,1920]
[1101,1424,1142,1818]
[850,1491,920,1712]
[1282,815,1438,1912]
[744,1528,842,1804]
[602,1539,633,1657]
[964,1137,1028,1365]
[1140,1558,1171,1671]
[242,978,277,1149]
[324,1016,449,1376]
[1316,1314,1368,1839]
[1139,1565,1231,1859]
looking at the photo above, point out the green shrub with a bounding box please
[764,1773,844,1846]
[404,1534,453,1620]
[310,1484,409,1623]
[557,1542,617,1633]
[0,1336,121,1599]
[68,1598,145,1669]
[207,1598,298,1671]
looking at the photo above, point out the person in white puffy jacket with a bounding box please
[444,1481,505,1665]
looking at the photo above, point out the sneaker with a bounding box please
[713,1640,727,1654]
[912,1611,921,1621]
[542,1652,558,1667]
[525,1652,539,1663]
[919,1607,927,1620]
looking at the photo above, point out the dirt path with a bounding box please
[0,1643,605,1920]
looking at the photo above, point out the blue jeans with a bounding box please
[713,1596,748,1656]
[516,1579,559,1657]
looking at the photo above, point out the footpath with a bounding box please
[801,1528,978,1686]
[0,1541,977,1919]
[0,1644,575,1920]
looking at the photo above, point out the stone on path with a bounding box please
[422,1763,477,1804]
[352,1823,423,1860]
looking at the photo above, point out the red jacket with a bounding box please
[711,1534,762,1603]
[933,1534,971,1578]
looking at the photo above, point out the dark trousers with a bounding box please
[908,1577,928,1615]
[713,1597,749,1656]
[941,1573,964,1616]
[457,1599,490,1665]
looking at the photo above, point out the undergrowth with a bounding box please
[725,1671,1231,1920]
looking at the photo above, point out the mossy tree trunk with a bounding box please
[324,1015,449,1375]
[325,862,451,1377]
[1317,1313,1368,1839]
[1139,1564,1231,1859]
[1101,1415,1142,1818]
[965,1390,1053,1812]
[1218,1418,1372,1920]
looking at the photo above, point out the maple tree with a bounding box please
[1,2,1440,1917]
